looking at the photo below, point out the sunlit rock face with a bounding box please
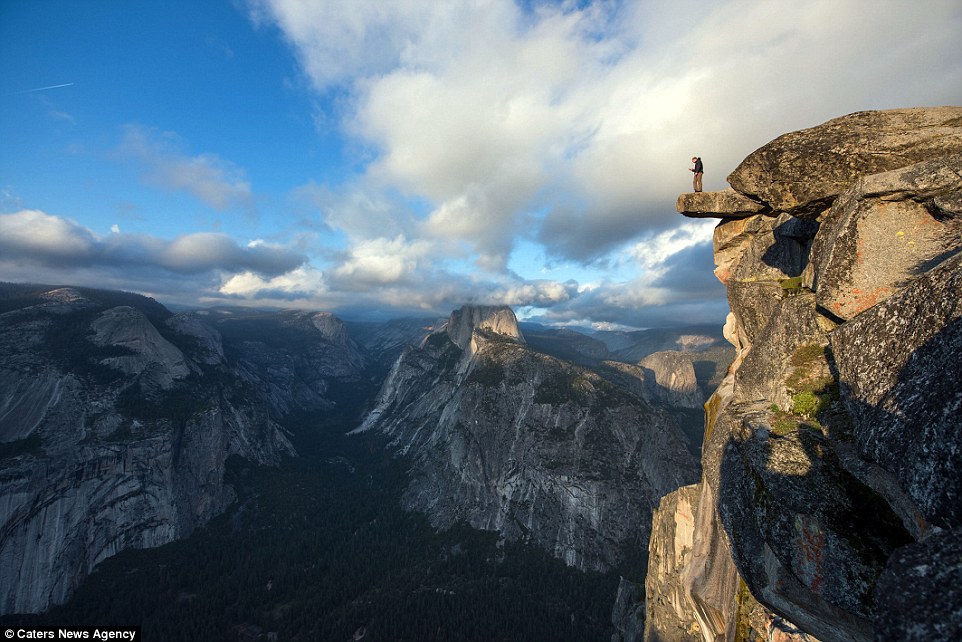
[809,156,962,321]
[649,108,962,642]
[726,107,962,217]
[641,484,701,642]
[0,286,369,615]
[675,188,766,219]
[357,305,699,573]
[637,352,704,409]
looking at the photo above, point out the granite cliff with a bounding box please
[640,107,962,642]
[356,304,700,573]
[0,286,367,614]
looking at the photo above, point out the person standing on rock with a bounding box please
[690,156,703,192]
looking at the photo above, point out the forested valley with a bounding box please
[1,400,623,641]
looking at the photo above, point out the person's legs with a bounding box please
[694,172,703,192]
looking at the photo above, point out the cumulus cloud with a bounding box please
[219,265,327,300]
[0,210,97,265]
[523,220,726,328]
[250,0,962,269]
[238,0,962,327]
[215,260,580,317]
[0,209,581,318]
[530,272,730,330]
[21,1,954,328]
[292,180,415,241]
[118,125,254,212]
[330,235,432,287]
[0,209,305,276]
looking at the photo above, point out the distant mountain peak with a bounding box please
[441,304,524,355]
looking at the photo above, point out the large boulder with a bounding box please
[732,292,831,413]
[830,251,962,529]
[713,214,817,285]
[810,157,962,320]
[716,402,912,642]
[650,107,962,642]
[728,107,962,217]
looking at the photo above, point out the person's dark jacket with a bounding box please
[693,158,703,173]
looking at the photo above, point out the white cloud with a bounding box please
[245,0,444,89]
[0,209,96,263]
[293,180,414,241]
[231,0,962,326]
[331,235,432,287]
[7,0,946,328]
[118,125,254,212]
[253,0,962,258]
[624,220,716,273]
[219,265,326,298]
[0,209,305,276]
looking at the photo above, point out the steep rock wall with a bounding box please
[643,107,962,642]
[358,305,699,573]
[0,288,368,614]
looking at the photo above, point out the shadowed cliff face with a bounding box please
[643,107,962,642]
[0,286,368,615]
[357,304,700,573]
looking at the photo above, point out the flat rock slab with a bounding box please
[811,158,962,320]
[676,188,766,218]
[728,107,962,217]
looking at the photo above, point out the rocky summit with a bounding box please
[647,107,962,641]
[356,304,700,573]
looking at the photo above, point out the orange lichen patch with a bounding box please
[832,286,894,318]
[848,286,892,315]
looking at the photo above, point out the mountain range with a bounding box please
[0,283,721,629]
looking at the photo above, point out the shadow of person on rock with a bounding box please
[715,314,962,641]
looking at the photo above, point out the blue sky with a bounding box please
[2,0,960,328]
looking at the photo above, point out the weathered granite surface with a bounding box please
[645,107,962,642]
[676,189,767,219]
[358,305,699,573]
[810,156,962,320]
[874,528,962,641]
[643,484,701,642]
[727,107,962,216]
[0,286,367,614]
[830,251,962,529]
